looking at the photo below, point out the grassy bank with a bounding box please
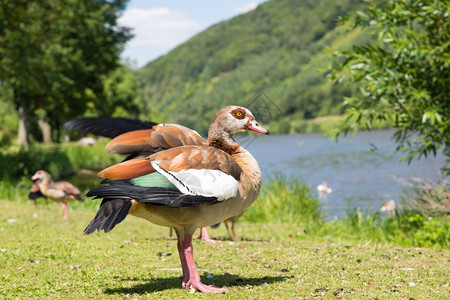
[1,200,448,299]
[285,115,393,134]
[1,175,449,249]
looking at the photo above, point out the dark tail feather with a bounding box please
[84,199,132,234]
[28,191,45,200]
[210,223,221,229]
[64,117,156,139]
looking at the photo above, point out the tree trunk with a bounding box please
[63,131,70,142]
[17,97,29,145]
[38,116,52,144]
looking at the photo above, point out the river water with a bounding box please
[238,130,446,218]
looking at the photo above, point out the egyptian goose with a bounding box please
[30,170,84,219]
[68,106,269,293]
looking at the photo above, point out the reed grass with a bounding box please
[397,176,450,215]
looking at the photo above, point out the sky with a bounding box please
[118,0,267,68]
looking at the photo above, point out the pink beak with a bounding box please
[247,119,270,135]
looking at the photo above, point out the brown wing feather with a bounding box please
[30,182,41,192]
[98,158,155,180]
[51,181,81,194]
[106,124,207,156]
[149,146,242,181]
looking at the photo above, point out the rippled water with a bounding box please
[239,130,446,218]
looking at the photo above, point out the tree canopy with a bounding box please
[330,0,449,168]
[0,0,132,144]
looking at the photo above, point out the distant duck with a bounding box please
[31,170,84,219]
[317,182,332,194]
[380,199,396,212]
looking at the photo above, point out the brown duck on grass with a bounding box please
[65,106,269,293]
[30,170,84,219]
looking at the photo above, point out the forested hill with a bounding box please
[136,0,370,135]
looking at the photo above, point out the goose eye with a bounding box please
[230,108,246,119]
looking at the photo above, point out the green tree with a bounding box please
[330,0,449,168]
[0,0,132,144]
[91,62,140,117]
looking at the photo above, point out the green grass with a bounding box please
[1,200,449,299]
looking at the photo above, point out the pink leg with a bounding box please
[61,203,67,219]
[231,222,238,241]
[197,227,217,242]
[180,235,227,293]
[177,236,190,287]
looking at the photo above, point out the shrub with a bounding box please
[243,178,323,231]
[0,142,120,182]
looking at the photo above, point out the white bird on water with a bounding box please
[317,182,332,194]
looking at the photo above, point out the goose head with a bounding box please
[208,106,269,139]
[31,170,52,182]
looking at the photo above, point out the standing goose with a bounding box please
[76,106,268,293]
[65,113,247,243]
[210,212,244,241]
[30,170,84,219]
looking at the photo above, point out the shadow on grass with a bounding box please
[104,274,287,294]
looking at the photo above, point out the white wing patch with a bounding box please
[151,161,239,201]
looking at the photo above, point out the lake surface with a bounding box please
[237,130,446,218]
[70,130,446,219]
